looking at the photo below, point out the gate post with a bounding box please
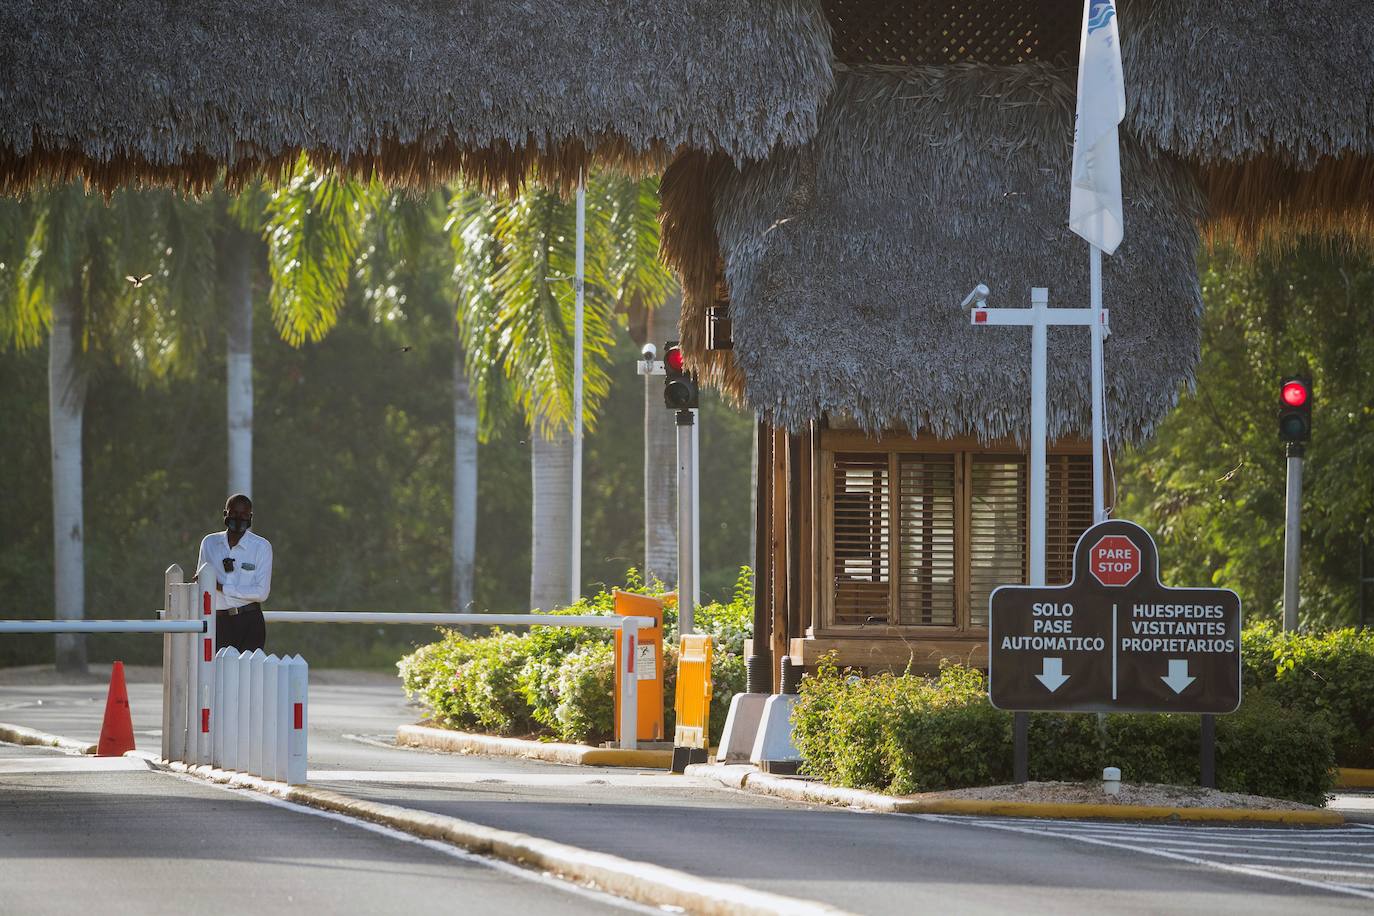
[194,564,217,764]
[618,618,640,751]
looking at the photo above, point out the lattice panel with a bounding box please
[969,454,1028,627]
[832,454,892,625]
[1047,453,1094,585]
[897,454,957,626]
[823,0,1082,67]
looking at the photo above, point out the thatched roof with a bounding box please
[668,64,1206,444]
[0,0,833,195]
[1121,0,1374,249]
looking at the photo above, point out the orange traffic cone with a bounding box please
[96,661,136,757]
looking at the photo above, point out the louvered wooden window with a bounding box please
[897,455,956,625]
[822,438,1094,632]
[831,454,891,625]
[969,456,1028,626]
[1048,454,1094,585]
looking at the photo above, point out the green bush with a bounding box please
[1242,623,1374,768]
[552,642,616,743]
[793,661,1336,805]
[397,570,752,746]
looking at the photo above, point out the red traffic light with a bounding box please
[1282,380,1309,407]
[665,346,685,374]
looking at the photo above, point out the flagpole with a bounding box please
[1090,244,1106,523]
[571,183,585,605]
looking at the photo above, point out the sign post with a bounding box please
[989,520,1241,786]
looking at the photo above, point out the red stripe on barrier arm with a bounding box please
[203,638,212,662]
[626,636,635,674]
[201,708,210,733]
[203,591,211,615]
[293,703,303,729]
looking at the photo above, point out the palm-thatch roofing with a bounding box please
[1121,0,1374,249]
[665,64,1206,444]
[0,0,833,195]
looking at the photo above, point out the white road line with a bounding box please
[919,814,1374,901]
[158,769,658,914]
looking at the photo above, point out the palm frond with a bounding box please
[263,159,373,346]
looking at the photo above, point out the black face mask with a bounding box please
[225,516,251,534]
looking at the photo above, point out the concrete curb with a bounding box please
[0,722,96,755]
[396,724,673,769]
[1336,767,1374,789]
[147,755,848,916]
[686,764,1347,826]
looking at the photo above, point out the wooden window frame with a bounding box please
[816,429,1093,638]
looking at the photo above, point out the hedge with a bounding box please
[1242,623,1374,768]
[793,660,1336,806]
[398,569,751,746]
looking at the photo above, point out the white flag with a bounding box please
[1069,0,1126,254]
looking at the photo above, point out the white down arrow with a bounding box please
[1161,659,1196,694]
[1035,658,1070,692]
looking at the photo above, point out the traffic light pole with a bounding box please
[677,408,696,635]
[1283,442,1305,631]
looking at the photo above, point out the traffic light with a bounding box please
[1278,374,1312,443]
[663,340,699,410]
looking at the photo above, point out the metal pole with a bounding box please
[1200,714,1216,788]
[677,408,696,635]
[619,617,640,750]
[570,183,585,606]
[1282,443,1304,631]
[1029,287,1048,588]
[691,411,701,611]
[1013,711,1029,783]
[1089,247,1107,523]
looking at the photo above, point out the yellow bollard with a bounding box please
[672,634,713,772]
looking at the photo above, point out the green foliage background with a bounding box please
[0,286,754,667]
[1118,246,1373,625]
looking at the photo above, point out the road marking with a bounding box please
[159,769,659,914]
[0,755,147,774]
[310,769,702,788]
[920,814,1374,900]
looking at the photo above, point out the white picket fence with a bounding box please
[213,648,308,784]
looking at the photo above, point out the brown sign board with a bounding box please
[988,520,1242,714]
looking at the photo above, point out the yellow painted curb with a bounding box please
[0,721,96,755]
[890,798,1345,826]
[688,766,1345,827]
[396,724,673,769]
[149,756,850,916]
[1336,767,1374,789]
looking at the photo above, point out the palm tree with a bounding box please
[1,188,206,671]
[448,175,674,610]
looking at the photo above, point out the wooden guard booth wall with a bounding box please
[754,420,1100,684]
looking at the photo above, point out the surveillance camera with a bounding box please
[641,342,657,360]
[960,284,991,310]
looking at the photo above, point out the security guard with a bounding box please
[197,493,273,652]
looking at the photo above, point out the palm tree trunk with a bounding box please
[452,331,478,612]
[643,293,680,587]
[225,228,253,497]
[529,424,573,611]
[49,290,86,673]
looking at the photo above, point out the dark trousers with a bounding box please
[216,603,266,653]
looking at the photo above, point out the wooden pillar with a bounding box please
[787,431,803,645]
[749,420,773,693]
[800,424,815,637]
[771,426,789,692]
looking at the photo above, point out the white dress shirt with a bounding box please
[197,530,273,611]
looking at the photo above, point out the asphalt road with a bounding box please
[3,664,1373,914]
[0,742,632,916]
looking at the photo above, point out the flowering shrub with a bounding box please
[399,569,752,745]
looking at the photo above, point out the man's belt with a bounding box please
[217,602,262,617]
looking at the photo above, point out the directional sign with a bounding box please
[988,519,1242,714]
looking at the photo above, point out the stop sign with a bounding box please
[1089,535,1141,587]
